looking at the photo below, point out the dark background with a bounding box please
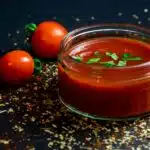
[0,0,149,52]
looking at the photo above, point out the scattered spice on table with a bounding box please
[0,31,150,150]
[0,61,149,150]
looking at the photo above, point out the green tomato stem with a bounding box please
[34,58,42,75]
[24,23,37,37]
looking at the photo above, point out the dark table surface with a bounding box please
[0,0,150,149]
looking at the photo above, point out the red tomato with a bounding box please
[31,21,68,58]
[0,50,34,84]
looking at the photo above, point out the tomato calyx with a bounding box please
[25,23,37,37]
[34,58,42,75]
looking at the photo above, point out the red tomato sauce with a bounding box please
[58,37,150,118]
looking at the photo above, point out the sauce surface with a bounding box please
[69,37,150,66]
[58,37,150,118]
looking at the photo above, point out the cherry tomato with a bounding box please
[31,21,68,58]
[0,50,34,84]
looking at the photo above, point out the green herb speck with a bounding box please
[122,53,142,61]
[106,52,112,56]
[125,57,142,61]
[122,53,131,59]
[100,61,116,68]
[86,58,100,64]
[117,60,127,67]
[106,52,119,60]
[111,53,119,60]
[0,104,5,107]
[71,56,82,62]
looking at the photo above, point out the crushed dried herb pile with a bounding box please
[0,61,149,150]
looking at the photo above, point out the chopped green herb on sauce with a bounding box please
[71,56,82,62]
[105,52,112,56]
[117,60,127,67]
[122,53,142,61]
[124,57,142,61]
[86,58,100,64]
[106,52,119,60]
[71,51,142,68]
[122,53,131,59]
[100,61,116,68]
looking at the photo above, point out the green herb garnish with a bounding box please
[111,53,119,60]
[124,57,142,61]
[94,51,101,56]
[122,53,131,59]
[100,61,116,68]
[106,52,119,60]
[71,56,82,62]
[117,60,127,67]
[86,58,100,64]
[122,53,142,61]
[106,52,112,56]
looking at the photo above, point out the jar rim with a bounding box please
[59,23,150,71]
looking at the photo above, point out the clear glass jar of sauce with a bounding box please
[58,24,150,121]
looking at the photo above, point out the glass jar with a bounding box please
[58,24,150,121]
